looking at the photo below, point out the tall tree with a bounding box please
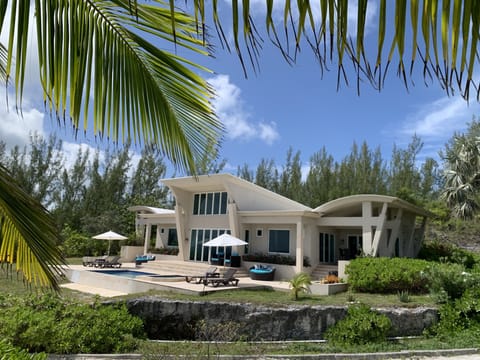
[237,163,254,183]
[5,133,64,208]
[255,158,279,192]
[81,147,131,235]
[304,147,335,206]
[278,148,303,202]
[52,146,90,231]
[388,135,423,199]
[129,146,168,207]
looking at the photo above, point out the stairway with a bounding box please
[310,264,338,281]
[138,259,249,278]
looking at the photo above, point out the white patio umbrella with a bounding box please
[203,234,247,266]
[202,233,248,247]
[92,230,128,255]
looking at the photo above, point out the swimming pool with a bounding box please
[92,270,156,278]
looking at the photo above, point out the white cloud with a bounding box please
[0,100,45,150]
[395,95,480,162]
[209,74,279,144]
[401,96,478,140]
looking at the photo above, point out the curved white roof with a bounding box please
[313,194,431,217]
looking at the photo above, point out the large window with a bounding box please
[167,228,178,247]
[193,192,228,215]
[189,228,231,261]
[268,229,290,254]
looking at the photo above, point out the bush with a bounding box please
[428,287,480,337]
[422,263,480,303]
[242,253,311,267]
[418,241,477,269]
[0,294,145,354]
[0,339,47,360]
[346,257,430,294]
[151,247,179,255]
[324,304,391,345]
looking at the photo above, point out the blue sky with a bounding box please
[1,1,479,177]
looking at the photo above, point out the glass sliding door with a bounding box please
[319,232,335,263]
[189,228,231,262]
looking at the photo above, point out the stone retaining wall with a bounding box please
[121,298,438,341]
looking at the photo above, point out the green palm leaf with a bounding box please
[0,165,65,289]
[183,1,479,101]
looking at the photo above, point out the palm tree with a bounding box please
[289,272,312,300]
[442,132,480,219]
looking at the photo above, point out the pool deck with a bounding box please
[62,264,291,298]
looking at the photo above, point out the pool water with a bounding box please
[92,270,164,278]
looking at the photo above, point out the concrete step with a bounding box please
[139,260,249,277]
[310,264,338,280]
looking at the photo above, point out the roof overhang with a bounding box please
[314,194,432,217]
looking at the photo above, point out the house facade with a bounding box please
[129,174,430,274]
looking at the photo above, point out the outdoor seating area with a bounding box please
[203,268,239,287]
[135,254,156,265]
[82,255,122,268]
[94,255,122,268]
[249,265,276,281]
[185,266,220,284]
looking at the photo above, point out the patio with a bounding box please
[61,260,292,298]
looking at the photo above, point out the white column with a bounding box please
[227,202,239,237]
[370,203,388,256]
[361,202,373,254]
[295,220,304,274]
[143,224,151,254]
[174,205,187,260]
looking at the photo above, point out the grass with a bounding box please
[139,336,480,358]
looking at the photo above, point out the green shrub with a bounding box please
[418,241,477,269]
[0,294,145,354]
[0,339,47,360]
[242,253,311,267]
[423,263,480,303]
[324,304,391,345]
[346,257,430,294]
[428,287,480,338]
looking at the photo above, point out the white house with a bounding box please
[129,173,430,275]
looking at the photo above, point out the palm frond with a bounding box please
[0,165,65,290]
[181,1,480,101]
[2,0,223,174]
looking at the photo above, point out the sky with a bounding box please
[1,2,480,178]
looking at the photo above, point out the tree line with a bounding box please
[235,135,442,208]
[0,134,169,241]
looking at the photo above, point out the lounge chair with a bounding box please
[203,268,239,287]
[95,255,122,268]
[185,266,219,284]
[83,255,107,267]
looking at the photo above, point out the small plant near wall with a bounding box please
[289,272,312,300]
[397,290,411,303]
